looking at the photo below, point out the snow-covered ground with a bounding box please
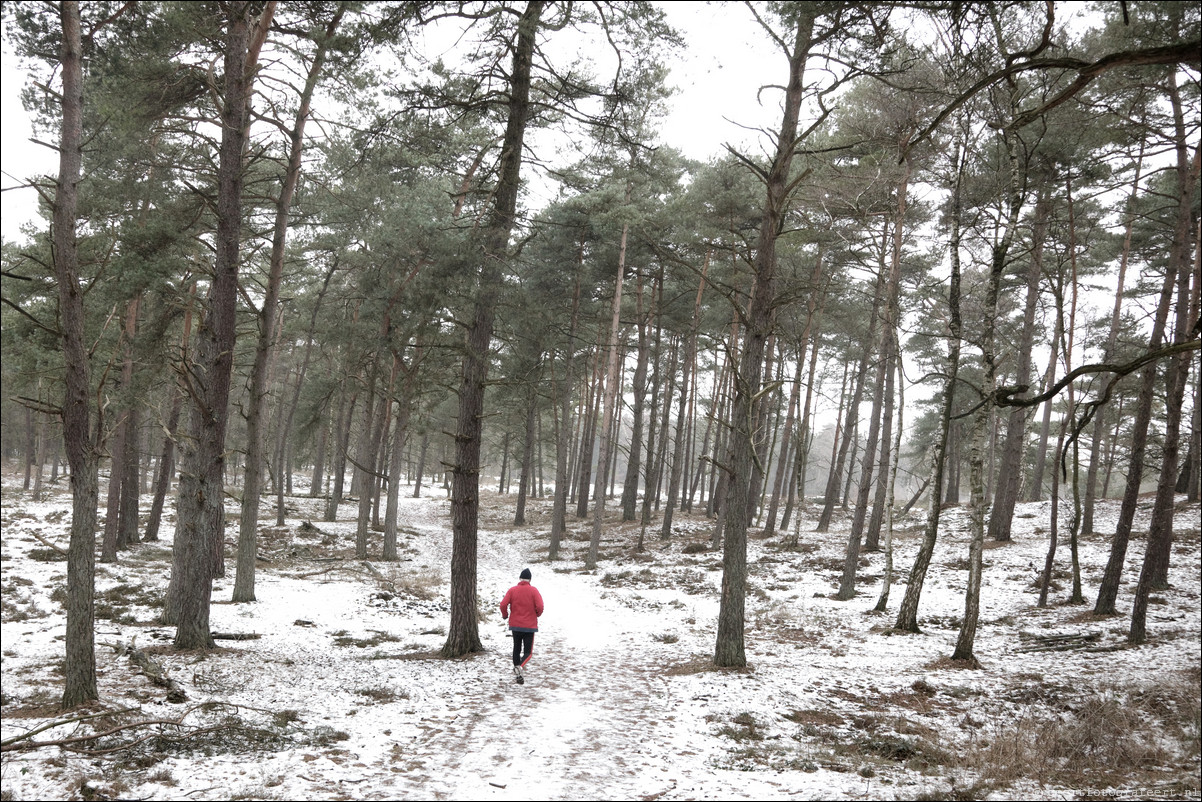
[2,471,1199,800]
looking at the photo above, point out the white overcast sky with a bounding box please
[0,2,787,243]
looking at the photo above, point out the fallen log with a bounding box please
[127,644,188,703]
[211,632,261,641]
[30,530,68,556]
[1014,631,1102,653]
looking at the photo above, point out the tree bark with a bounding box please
[443,0,543,658]
[621,269,650,521]
[1130,135,1200,642]
[515,363,539,525]
[587,217,630,567]
[817,314,877,532]
[715,7,813,668]
[169,1,253,650]
[659,256,707,543]
[988,190,1051,536]
[235,5,338,600]
[549,271,581,558]
[1095,165,1193,614]
[324,387,355,521]
[953,124,1023,663]
[54,0,99,707]
[847,149,909,587]
[896,133,965,634]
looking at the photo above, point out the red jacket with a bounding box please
[499,580,544,632]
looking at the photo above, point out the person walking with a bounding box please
[499,568,543,684]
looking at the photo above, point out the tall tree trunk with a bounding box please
[989,189,1051,537]
[792,312,825,512]
[1083,142,1144,533]
[550,271,581,558]
[953,125,1023,663]
[277,266,336,521]
[146,288,194,542]
[100,406,127,563]
[382,396,410,561]
[687,354,720,511]
[638,272,667,549]
[235,6,340,600]
[747,335,778,525]
[55,0,99,706]
[145,389,182,543]
[1130,140,1200,642]
[352,360,383,556]
[817,325,876,532]
[650,334,679,514]
[844,153,909,589]
[1027,325,1062,502]
[115,295,143,553]
[1181,379,1201,502]
[1095,153,1195,614]
[587,218,630,567]
[659,256,707,542]
[101,296,138,563]
[324,387,355,520]
[715,7,813,668]
[444,0,543,658]
[621,269,650,521]
[384,351,422,561]
[515,368,540,525]
[873,354,904,612]
[117,394,141,549]
[574,341,602,516]
[412,432,429,497]
[763,349,801,537]
[864,346,896,552]
[170,0,257,650]
[896,135,965,633]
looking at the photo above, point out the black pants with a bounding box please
[512,631,534,667]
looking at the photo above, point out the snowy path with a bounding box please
[384,514,688,800]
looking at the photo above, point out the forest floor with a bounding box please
[1,471,1200,801]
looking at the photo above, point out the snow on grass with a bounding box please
[2,471,1199,800]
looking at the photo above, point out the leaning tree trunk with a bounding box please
[895,134,965,634]
[1094,145,1193,615]
[1130,139,1200,643]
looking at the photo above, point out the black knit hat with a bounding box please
[519,568,532,581]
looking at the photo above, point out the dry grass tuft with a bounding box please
[379,566,441,600]
[961,673,1202,789]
